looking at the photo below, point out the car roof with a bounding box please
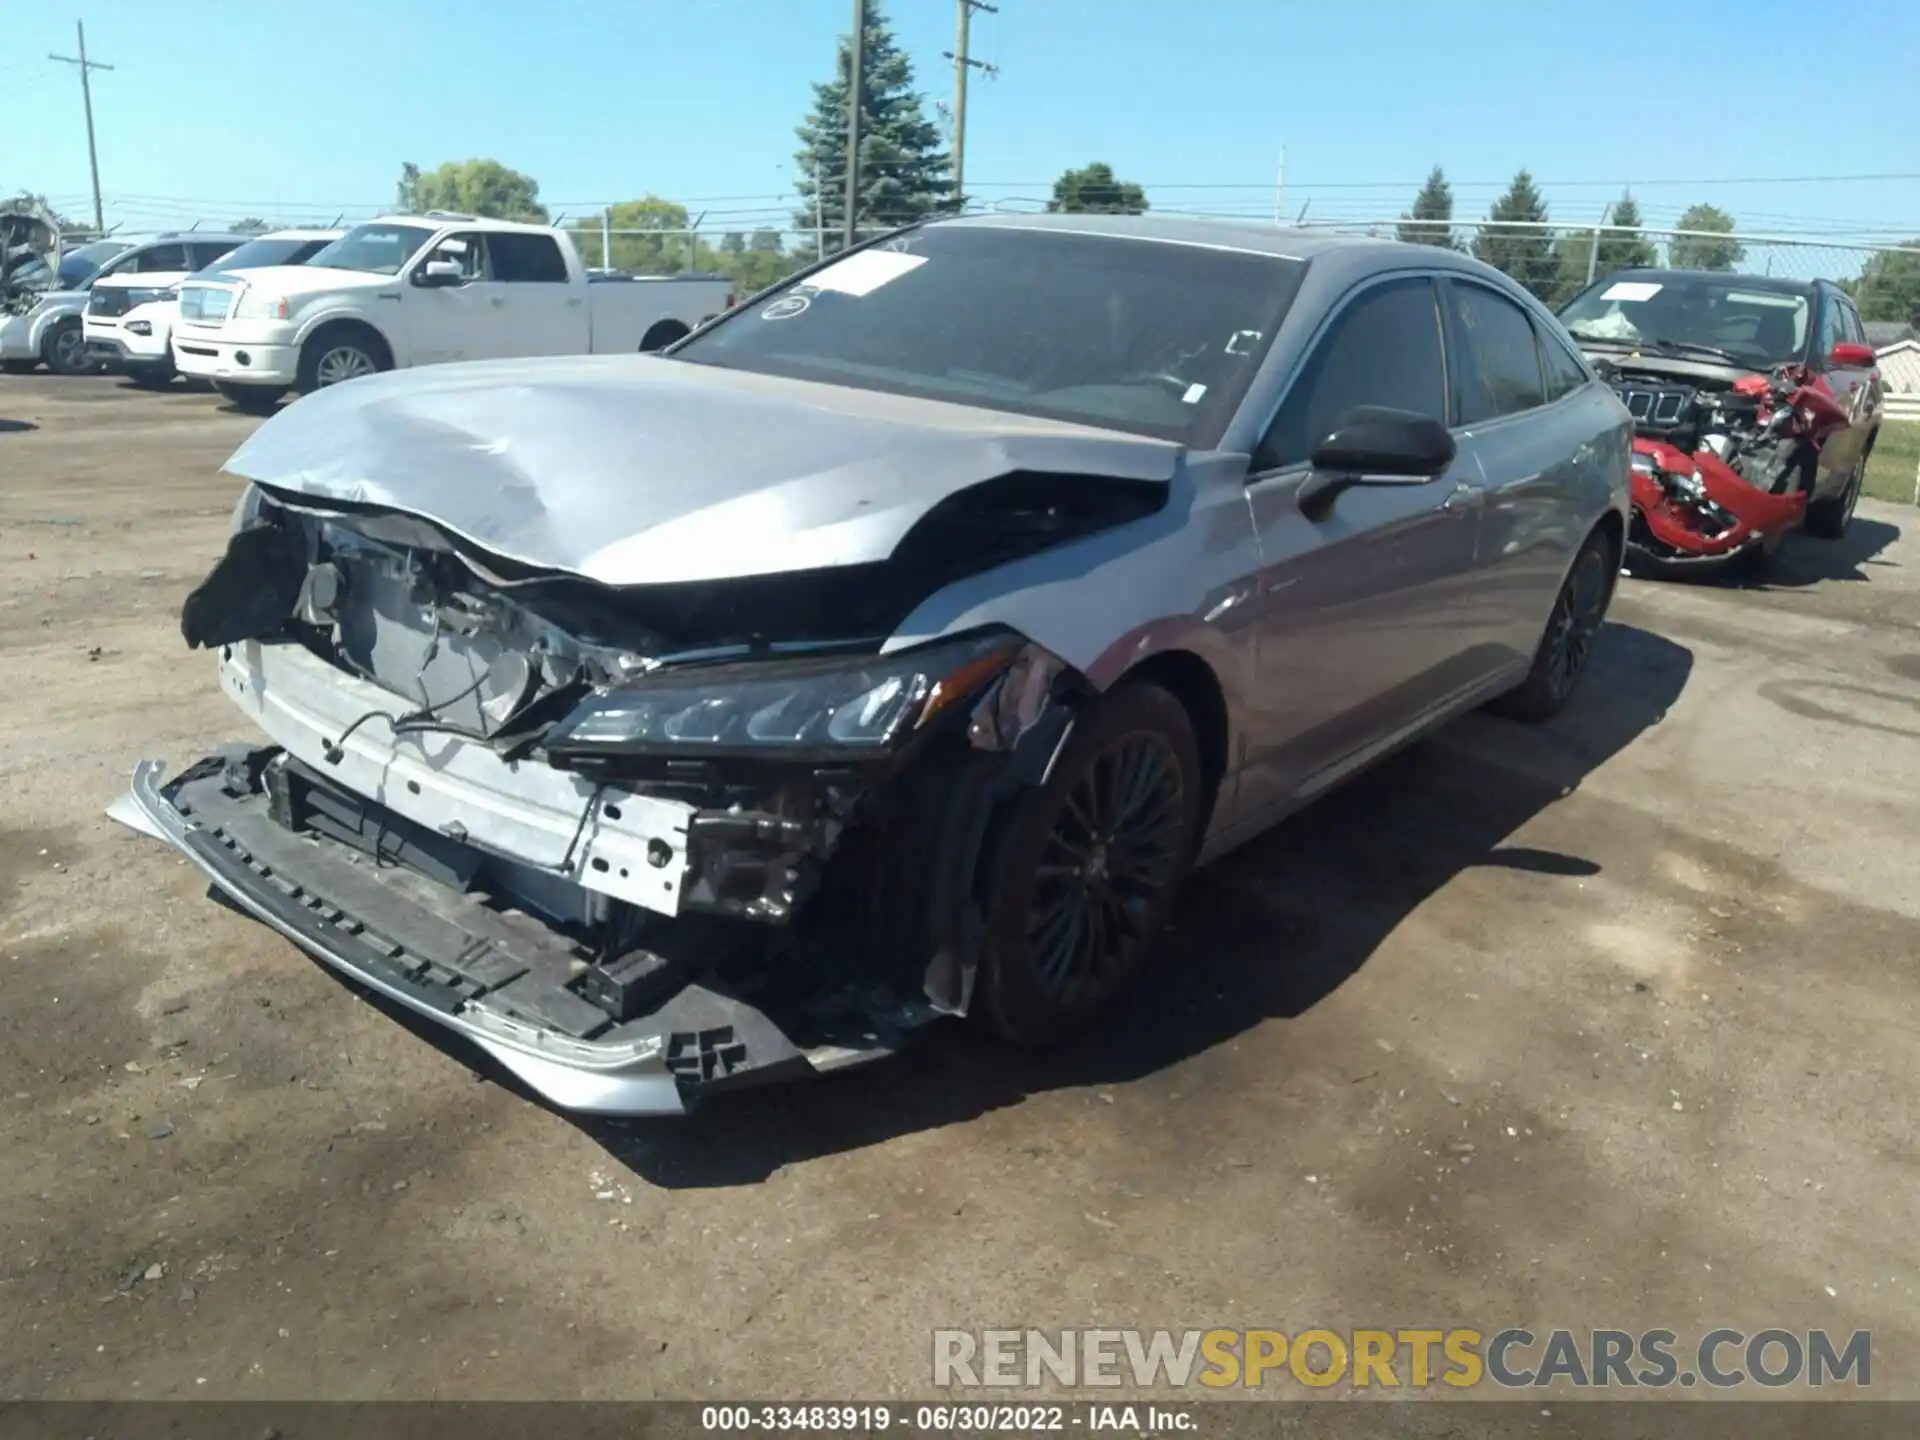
[362,213,557,235]
[1592,266,1816,296]
[932,211,1528,284]
[258,228,344,241]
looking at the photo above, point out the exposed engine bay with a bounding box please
[135,473,1160,1111]
[1602,360,1850,570]
[2,205,59,317]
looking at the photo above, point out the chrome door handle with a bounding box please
[1441,481,1485,515]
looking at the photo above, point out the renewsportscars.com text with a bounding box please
[932,1327,1871,1390]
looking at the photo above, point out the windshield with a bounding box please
[1557,273,1811,369]
[58,240,132,288]
[191,236,332,276]
[305,222,436,275]
[673,224,1306,446]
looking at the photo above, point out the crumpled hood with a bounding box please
[224,353,1184,586]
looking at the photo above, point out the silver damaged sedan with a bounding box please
[111,215,1632,1115]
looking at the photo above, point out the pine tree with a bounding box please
[1598,192,1656,273]
[793,2,954,254]
[1472,169,1555,300]
[1548,191,1659,304]
[1670,204,1744,272]
[1396,166,1455,250]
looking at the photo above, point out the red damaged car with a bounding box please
[1556,269,1883,576]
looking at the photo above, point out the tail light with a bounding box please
[724,292,736,310]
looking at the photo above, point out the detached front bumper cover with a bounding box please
[112,751,917,1116]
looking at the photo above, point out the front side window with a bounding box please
[1448,281,1546,423]
[490,233,568,282]
[1815,295,1846,362]
[1558,272,1810,369]
[306,223,437,276]
[674,224,1307,447]
[424,233,488,280]
[1258,275,1446,470]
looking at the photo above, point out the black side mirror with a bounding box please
[1296,406,1455,516]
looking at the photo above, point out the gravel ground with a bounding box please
[2,375,1917,1403]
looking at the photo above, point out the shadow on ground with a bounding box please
[0,417,38,433]
[1668,514,1903,590]
[290,622,1694,1188]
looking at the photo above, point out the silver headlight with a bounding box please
[544,631,1024,763]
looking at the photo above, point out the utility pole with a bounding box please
[943,0,997,213]
[842,0,866,253]
[50,21,113,235]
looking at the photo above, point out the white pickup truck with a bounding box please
[170,213,735,413]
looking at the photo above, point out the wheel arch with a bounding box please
[1112,647,1231,834]
[297,314,394,371]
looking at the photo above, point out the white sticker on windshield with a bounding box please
[1601,280,1662,302]
[807,249,927,297]
[1181,382,1208,405]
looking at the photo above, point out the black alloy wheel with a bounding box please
[975,681,1203,1045]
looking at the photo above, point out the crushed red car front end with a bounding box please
[1606,364,1853,576]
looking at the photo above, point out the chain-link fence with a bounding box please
[1252,217,1920,307]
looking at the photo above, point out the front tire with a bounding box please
[639,320,690,353]
[296,325,387,394]
[214,382,286,415]
[1492,528,1615,722]
[973,681,1204,1046]
[1803,464,1862,540]
[42,319,95,376]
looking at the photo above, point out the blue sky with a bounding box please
[7,0,1919,241]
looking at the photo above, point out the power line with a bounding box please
[48,20,113,233]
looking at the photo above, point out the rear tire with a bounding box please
[972,681,1204,1046]
[639,320,689,353]
[1491,528,1616,722]
[214,382,286,415]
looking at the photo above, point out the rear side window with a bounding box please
[132,244,188,272]
[188,242,239,269]
[1538,325,1590,401]
[1447,281,1547,423]
[1259,275,1447,470]
[1841,300,1867,347]
[490,233,569,283]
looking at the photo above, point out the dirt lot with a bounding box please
[2,375,1918,1402]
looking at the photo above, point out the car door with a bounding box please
[404,231,504,367]
[1816,291,1878,485]
[489,231,586,356]
[1439,276,1592,671]
[1237,271,1489,815]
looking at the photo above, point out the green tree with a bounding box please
[1395,165,1455,249]
[1669,203,1743,271]
[568,196,702,274]
[1547,191,1658,304]
[1847,241,1920,324]
[792,0,953,254]
[1472,169,1555,300]
[397,159,549,222]
[1047,162,1148,215]
[231,217,272,234]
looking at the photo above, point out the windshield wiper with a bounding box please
[1647,337,1749,367]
